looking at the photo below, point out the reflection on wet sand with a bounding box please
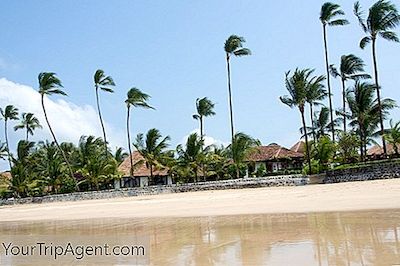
[1,210,400,265]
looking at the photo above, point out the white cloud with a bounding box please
[0,78,125,170]
[179,129,228,148]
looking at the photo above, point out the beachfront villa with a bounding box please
[246,143,304,174]
[367,143,400,159]
[116,151,172,188]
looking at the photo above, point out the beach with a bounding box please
[1,179,400,222]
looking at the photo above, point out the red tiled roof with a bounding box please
[367,143,400,156]
[290,141,305,154]
[246,144,304,162]
[0,171,11,180]
[118,151,169,177]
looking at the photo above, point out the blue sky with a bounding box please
[0,0,399,171]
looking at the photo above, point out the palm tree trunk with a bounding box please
[309,103,316,141]
[200,116,204,141]
[300,107,312,174]
[322,24,335,142]
[95,86,108,157]
[226,54,235,144]
[150,164,153,184]
[371,37,387,155]
[126,105,134,177]
[26,128,29,142]
[341,78,347,133]
[41,95,74,178]
[4,120,12,170]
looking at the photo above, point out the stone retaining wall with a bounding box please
[0,175,308,206]
[324,162,400,183]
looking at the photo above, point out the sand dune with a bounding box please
[1,179,400,221]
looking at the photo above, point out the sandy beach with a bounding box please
[1,179,400,222]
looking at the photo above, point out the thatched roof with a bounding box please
[118,151,169,177]
[367,143,400,156]
[290,141,305,154]
[246,144,304,162]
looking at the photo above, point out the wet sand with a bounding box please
[1,179,400,221]
[1,210,400,265]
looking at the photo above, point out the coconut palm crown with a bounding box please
[14,112,42,141]
[193,97,216,141]
[0,105,19,170]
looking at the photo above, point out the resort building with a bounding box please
[367,144,400,159]
[116,151,172,188]
[246,143,304,174]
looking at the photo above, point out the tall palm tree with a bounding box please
[125,88,154,177]
[94,69,115,156]
[346,81,396,160]
[133,128,170,182]
[228,132,260,179]
[38,72,73,178]
[300,107,336,140]
[280,69,316,174]
[305,73,327,140]
[14,112,42,141]
[330,54,371,133]
[192,97,216,141]
[0,105,19,170]
[320,2,349,142]
[353,0,400,155]
[224,35,251,143]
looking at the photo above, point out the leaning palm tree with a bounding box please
[38,72,73,178]
[330,54,371,133]
[280,69,316,174]
[133,128,170,182]
[0,105,19,169]
[192,97,216,141]
[94,69,115,156]
[224,35,251,143]
[320,2,349,142]
[354,0,400,155]
[305,73,327,140]
[14,112,42,141]
[125,88,154,177]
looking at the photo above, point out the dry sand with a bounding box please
[1,179,400,222]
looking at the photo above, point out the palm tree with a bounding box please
[38,72,73,178]
[280,69,315,174]
[114,147,129,165]
[224,35,251,143]
[94,69,115,156]
[0,142,7,162]
[133,128,170,182]
[14,112,42,141]
[346,81,396,160]
[125,88,154,177]
[320,2,349,142]
[176,133,205,182]
[353,0,400,155]
[330,54,371,133]
[0,105,19,170]
[193,97,216,141]
[305,73,327,140]
[384,119,400,156]
[301,107,336,140]
[228,132,260,179]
